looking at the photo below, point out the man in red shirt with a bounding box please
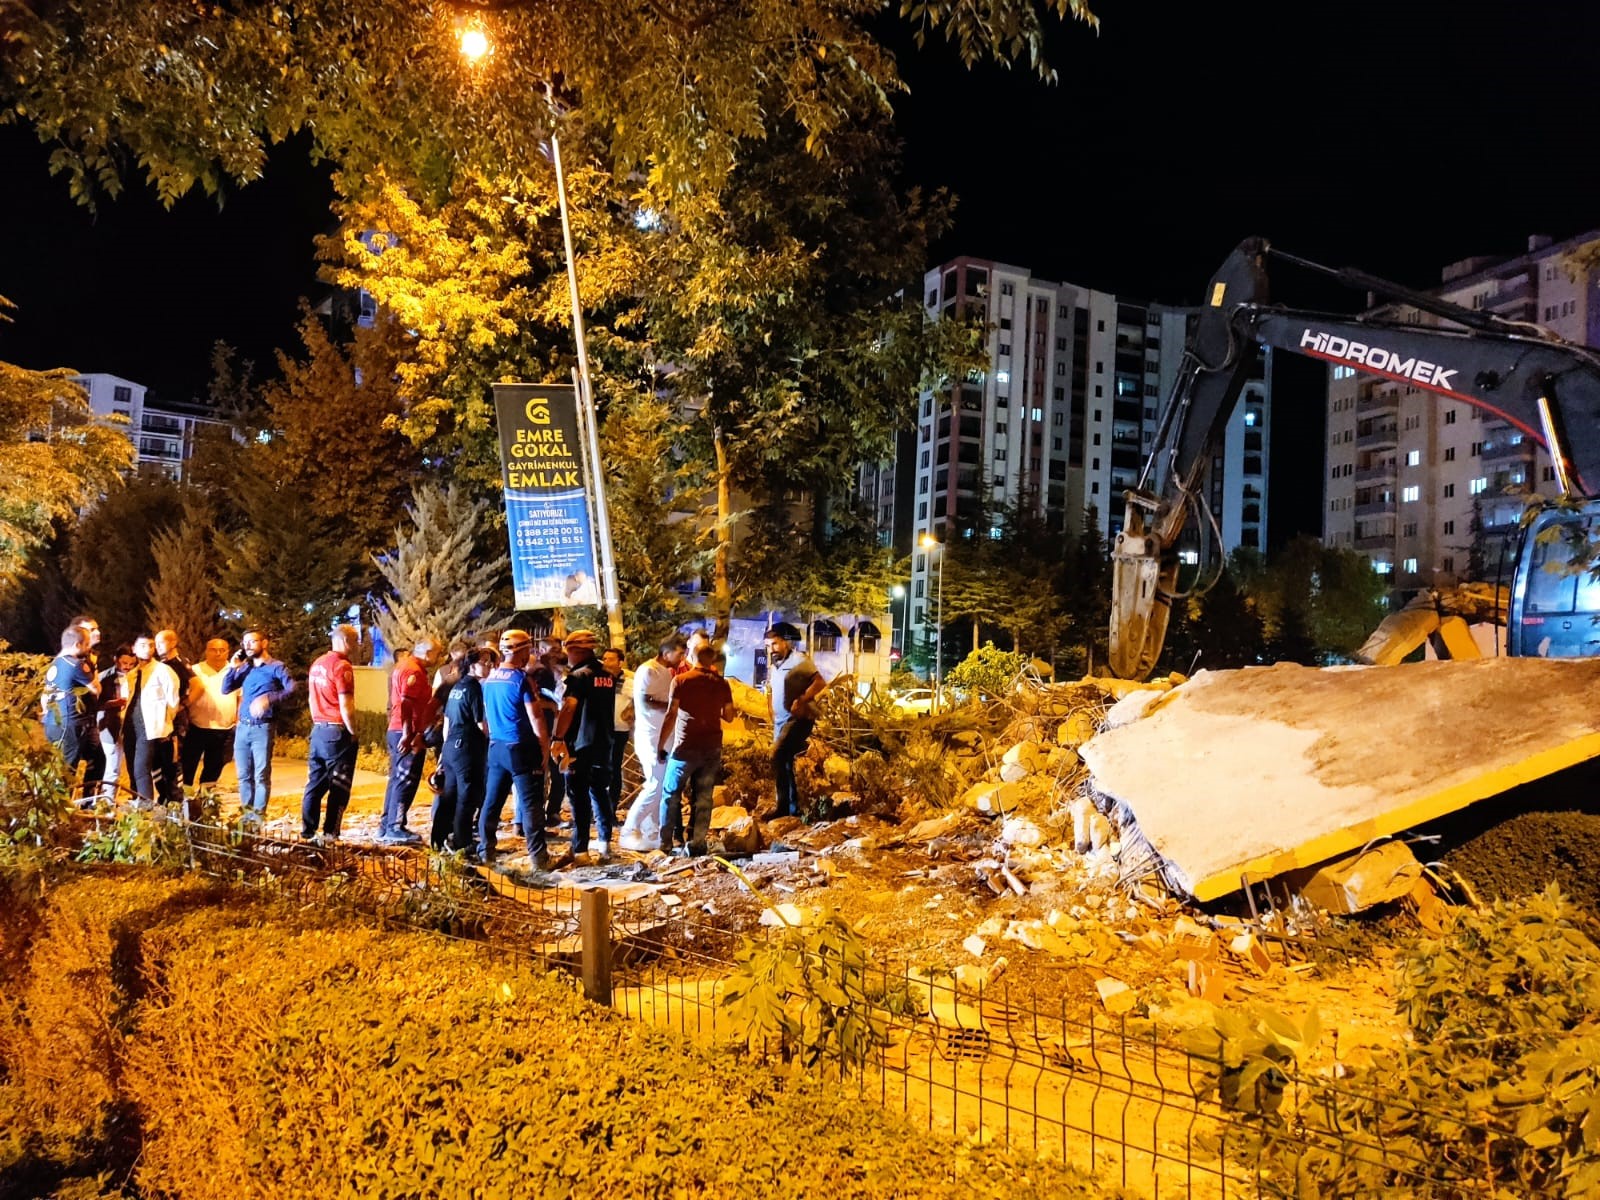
[301,624,360,842]
[656,641,735,856]
[380,637,440,844]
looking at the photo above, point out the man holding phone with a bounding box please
[222,630,295,825]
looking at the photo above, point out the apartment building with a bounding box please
[73,373,221,482]
[861,257,1270,643]
[1323,231,1600,592]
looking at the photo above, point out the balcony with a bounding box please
[1355,387,1399,415]
[1354,534,1393,551]
[1357,422,1399,449]
[1355,461,1397,485]
[1481,438,1536,468]
[141,416,184,435]
[1355,497,1396,518]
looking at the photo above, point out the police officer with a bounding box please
[41,626,98,797]
[436,647,493,853]
[550,629,616,861]
[478,630,552,869]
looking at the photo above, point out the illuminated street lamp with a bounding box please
[459,29,626,651]
[890,583,906,657]
[919,533,944,711]
[458,25,490,62]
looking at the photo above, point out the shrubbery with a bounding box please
[0,874,1108,1200]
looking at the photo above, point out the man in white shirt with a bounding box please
[124,633,181,807]
[183,637,239,788]
[617,633,686,852]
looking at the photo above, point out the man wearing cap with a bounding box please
[550,630,616,861]
[764,622,825,820]
[478,630,551,868]
[302,624,360,842]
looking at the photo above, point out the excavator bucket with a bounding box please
[1109,510,1174,680]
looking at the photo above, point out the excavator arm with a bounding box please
[1109,237,1600,679]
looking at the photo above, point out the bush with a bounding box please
[944,641,1030,700]
[0,874,1111,1200]
[1186,885,1600,1198]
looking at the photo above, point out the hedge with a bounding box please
[0,873,1115,1200]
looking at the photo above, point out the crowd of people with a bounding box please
[38,615,826,869]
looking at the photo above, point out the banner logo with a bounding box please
[493,383,599,611]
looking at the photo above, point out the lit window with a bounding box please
[1178,550,1200,565]
[1402,485,1419,502]
[1031,408,1043,422]
[1406,450,1420,466]
[1470,477,1488,495]
[995,371,1010,384]
[1403,557,1418,573]
[1372,561,1393,575]
[1244,410,1257,426]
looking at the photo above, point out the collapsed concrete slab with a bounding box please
[1079,658,1600,901]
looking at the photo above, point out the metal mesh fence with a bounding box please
[171,818,1496,1199]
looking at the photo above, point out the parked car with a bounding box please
[890,688,935,716]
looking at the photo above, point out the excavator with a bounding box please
[1109,236,1600,679]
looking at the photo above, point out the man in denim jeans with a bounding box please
[655,641,734,856]
[763,623,824,821]
[222,630,295,825]
[380,638,440,844]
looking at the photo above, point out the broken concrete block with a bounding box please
[1411,877,1447,934]
[999,760,1031,784]
[709,804,749,831]
[1000,815,1044,848]
[962,934,987,958]
[1294,840,1423,915]
[1070,796,1095,852]
[964,781,1021,814]
[904,813,962,843]
[974,916,1007,939]
[750,850,800,867]
[1058,711,1099,748]
[718,815,763,856]
[1088,812,1114,852]
[823,754,853,789]
[1105,687,1167,728]
[1186,960,1228,1004]
[1046,746,1080,773]
[1095,977,1136,1016]
[1227,932,1273,974]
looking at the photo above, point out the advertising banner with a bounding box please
[492,382,600,610]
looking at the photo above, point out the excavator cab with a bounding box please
[1508,504,1600,658]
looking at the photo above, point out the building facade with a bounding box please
[862,257,1271,646]
[72,373,222,482]
[1323,232,1600,592]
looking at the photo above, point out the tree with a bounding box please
[599,393,715,652]
[1184,569,1265,670]
[213,469,364,670]
[146,505,220,658]
[369,483,507,654]
[0,304,136,578]
[4,1,1095,208]
[65,476,188,652]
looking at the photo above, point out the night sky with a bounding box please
[1,2,1596,540]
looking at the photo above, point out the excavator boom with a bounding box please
[1108,238,1600,678]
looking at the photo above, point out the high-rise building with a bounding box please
[860,257,1270,648]
[72,373,221,482]
[1323,231,1600,592]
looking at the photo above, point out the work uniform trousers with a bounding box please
[234,721,273,819]
[97,724,124,804]
[479,740,545,859]
[435,736,486,852]
[301,724,356,839]
[125,711,170,808]
[659,747,721,854]
[771,718,815,818]
[541,761,568,829]
[381,731,427,838]
[566,745,613,854]
[182,726,233,787]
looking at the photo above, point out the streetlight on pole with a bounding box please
[919,533,944,712]
[459,30,626,653]
[890,584,906,659]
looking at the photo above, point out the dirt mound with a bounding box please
[1441,807,1600,913]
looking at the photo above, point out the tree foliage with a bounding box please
[369,483,507,653]
[0,302,135,579]
[65,476,187,652]
[2,0,1095,207]
[146,504,220,658]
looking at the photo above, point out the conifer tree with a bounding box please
[147,505,220,658]
[369,484,506,654]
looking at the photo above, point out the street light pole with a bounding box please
[890,584,906,658]
[920,534,944,712]
[546,98,626,654]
